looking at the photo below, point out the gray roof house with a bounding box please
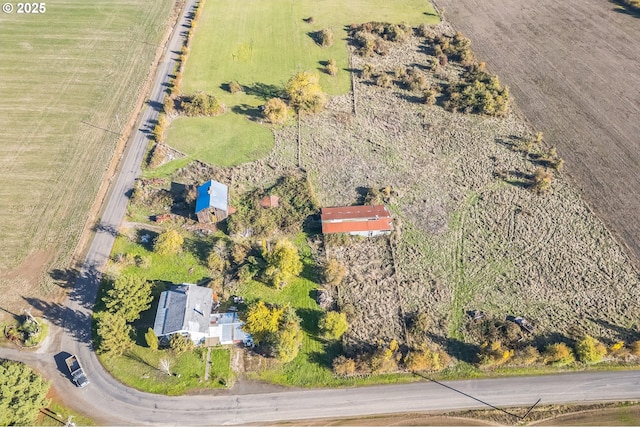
[153,283,250,346]
[153,284,213,345]
[195,180,229,223]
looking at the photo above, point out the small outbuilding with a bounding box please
[195,180,229,223]
[321,205,393,237]
[259,195,280,208]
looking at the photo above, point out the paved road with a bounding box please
[2,0,640,425]
[2,345,640,425]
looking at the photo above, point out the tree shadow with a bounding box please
[609,0,640,17]
[92,222,118,237]
[307,31,324,47]
[125,349,157,370]
[243,82,284,101]
[308,341,342,368]
[231,104,263,120]
[531,331,573,349]
[296,307,322,336]
[170,181,192,217]
[146,99,164,113]
[183,236,212,265]
[49,268,78,289]
[23,297,93,345]
[132,228,159,252]
[589,317,640,342]
[398,93,426,104]
[302,213,321,235]
[428,333,480,364]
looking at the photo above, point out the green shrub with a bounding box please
[319,311,348,340]
[154,229,184,256]
[512,345,540,366]
[145,328,158,350]
[323,259,346,287]
[361,63,376,80]
[575,335,607,363]
[531,167,553,194]
[147,143,167,169]
[179,92,225,116]
[404,345,451,372]
[170,333,194,354]
[207,251,228,273]
[424,88,437,105]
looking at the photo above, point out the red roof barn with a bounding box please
[321,205,393,236]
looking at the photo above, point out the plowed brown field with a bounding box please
[435,0,640,267]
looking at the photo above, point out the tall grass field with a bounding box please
[166,0,439,165]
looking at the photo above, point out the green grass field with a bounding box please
[165,0,438,166]
[0,1,174,306]
[165,114,273,167]
[100,346,231,395]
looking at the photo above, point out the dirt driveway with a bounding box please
[435,0,640,267]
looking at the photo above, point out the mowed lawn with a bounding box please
[166,0,438,166]
[0,1,174,306]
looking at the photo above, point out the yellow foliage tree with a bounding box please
[154,229,184,256]
[478,341,514,367]
[285,71,327,114]
[319,311,348,340]
[575,335,607,363]
[243,301,284,344]
[263,239,303,288]
[544,342,575,365]
[404,345,451,372]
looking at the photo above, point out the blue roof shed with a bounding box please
[195,180,228,214]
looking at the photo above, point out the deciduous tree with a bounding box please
[575,335,607,363]
[154,229,184,256]
[319,311,348,340]
[285,71,327,114]
[275,321,303,362]
[544,342,575,365]
[243,301,284,344]
[263,239,303,288]
[105,274,153,322]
